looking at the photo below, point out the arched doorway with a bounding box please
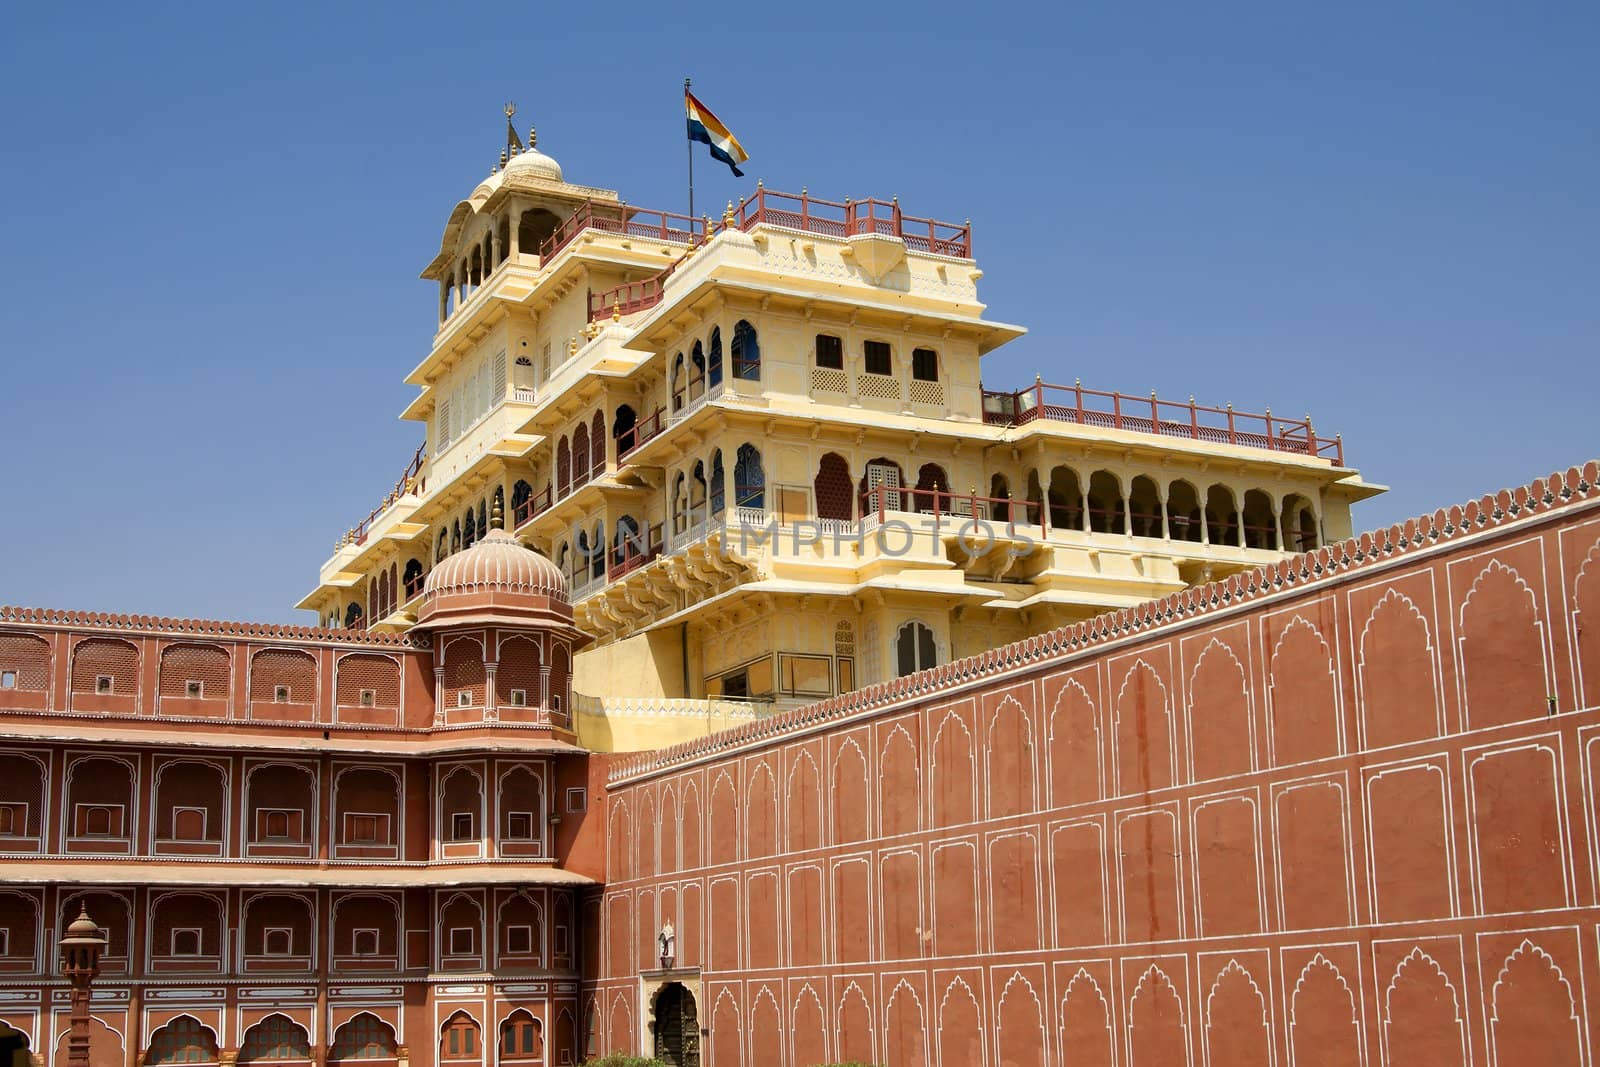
[651,984,698,1067]
[0,1020,29,1067]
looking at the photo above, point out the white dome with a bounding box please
[504,145,563,183]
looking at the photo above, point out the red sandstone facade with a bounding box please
[592,461,1600,1065]
[3,464,1600,1067]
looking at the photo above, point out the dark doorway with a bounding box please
[1,1021,31,1067]
[652,983,699,1067]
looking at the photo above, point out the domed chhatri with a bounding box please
[501,126,562,183]
[416,514,574,629]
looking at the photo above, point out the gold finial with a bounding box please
[568,336,578,356]
[490,497,504,530]
[612,299,622,323]
[703,214,712,237]
[504,101,516,119]
[1035,373,1042,383]
[757,178,764,189]
[801,185,808,196]
[528,125,537,149]
[723,200,736,229]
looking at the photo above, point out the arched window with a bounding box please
[439,1013,479,1061]
[691,460,708,514]
[589,522,605,580]
[670,353,686,412]
[402,559,424,599]
[344,604,364,629]
[329,1014,396,1063]
[895,621,938,678]
[450,520,461,553]
[612,405,637,453]
[708,327,724,387]
[591,411,606,473]
[1087,471,1123,534]
[572,423,590,483]
[860,458,904,513]
[556,437,571,496]
[732,320,760,379]
[463,508,477,549]
[239,1016,311,1064]
[1206,485,1240,546]
[913,462,949,513]
[691,341,706,399]
[988,473,1012,523]
[709,450,725,515]
[671,473,688,533]
[1129,476,1162,538]
[814,453,853,522]
[613,515,641,565]
[1168,481,1202,542]
[147,1018,218,1066]
[1242,489,1276,549]
[734,445,764,509]
[436,530,449,563]
[499,1012,543,1059]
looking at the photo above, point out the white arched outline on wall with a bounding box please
[1381,947,1466,1064]
[435,891,486,966]
[0,891,42,973]
[333,651,405,713]
[678,776,701,871]
[495,762,548,857]
[1572,542,1600,702]
[994,971,1046,1065]
[983,693,1037,820]
[68,636,141,713]
[331,763,404,851]
[1046,677,1103,802]
[63,752,139,845]
[935,975,983,1067]
[883,979,926,1060]
[0,750,51,844]
[743,759,778,856]
[327,893,401,961]
[788,982,827,1063]
[658,782,679,874]
[1056,969,1112,1067]
[241,760,319,853]
[436,763,487,858]
[708,770,739,864]
[1354,587,1444,746]
[235,891,317,971]
[493,890,546,968]
[929,708,976,826]
[1267,614,1345,762]
[149,756,231,847]
[245,646,321,719]
[1457,558,1551,720]
[784,749,824,852]
[876,724,921,837]
[834,980,874,1063]
[440,634,487,709]
[1112,659,1175,794]
[1184,638,1255,781]
[145,890,226,970]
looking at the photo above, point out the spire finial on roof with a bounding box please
[490,496,504,530]
[504,102,524,156]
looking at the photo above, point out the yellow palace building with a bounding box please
[297,125,1381,751]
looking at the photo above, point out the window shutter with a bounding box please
[437,399,452,451]
[492,351,507,400]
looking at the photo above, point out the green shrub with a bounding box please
[579,1057,668,1067]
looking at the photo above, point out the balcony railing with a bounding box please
[342,442,427,550]
[669,370,724,424]
[607,522,666,581]
[539,201,707,264]
[513,486,553,530]
[616,407,666,461]
[403,569,430,600]
[588,258,682,321]
[734,188,972,258]
[981,381,1344,465]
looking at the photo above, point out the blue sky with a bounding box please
[0,2,1594,624]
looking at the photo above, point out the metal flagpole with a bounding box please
[685,77,695,232]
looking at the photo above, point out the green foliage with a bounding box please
[579,1057,668,1067]
[811,1062,881,1067]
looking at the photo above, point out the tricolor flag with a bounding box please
[685,88,749,177]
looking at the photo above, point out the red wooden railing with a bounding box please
[857,485,1040,525]
[588,259,681,321]
[616,407,666,461]
[608,522,665,580]
[513,486,553,530]
[981,381,1344,465]
[735,188,972,258]
[403,569,430,600]
[348,442,427,547]
[539,201,706,263]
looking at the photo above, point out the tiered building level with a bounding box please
[297,130,1380,751]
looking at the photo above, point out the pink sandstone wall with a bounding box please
[592,462,1600,1066]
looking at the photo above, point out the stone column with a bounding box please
[433,666,446,725]
[1159,488,1170,540]
[484,660,499,721]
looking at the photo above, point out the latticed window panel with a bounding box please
[250,649,317,703]
[834,621,855,656]
[239,1016,312,1063]
[146,1017,219,1065]
[496,637,543,706]
[329,1015,396,1062]
[70,638,139,694]
[158,644,231,698]
[857,373,902,400]
[814,455,855,522]
[591,411,606,472]
[335,654,400,708]
[443,642,486,706]
[0,633,51,690]
[811,367,848,394]
[908,379,945,406]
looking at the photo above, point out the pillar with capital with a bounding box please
[58,904,107,1067]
